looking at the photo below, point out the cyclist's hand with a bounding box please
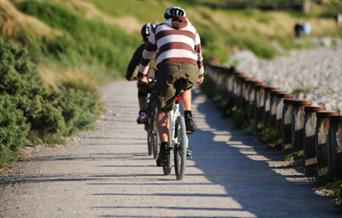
[137,72,148,85]
[197,74,204,84]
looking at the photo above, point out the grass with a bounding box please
[90,0,341,61]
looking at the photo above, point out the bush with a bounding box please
[0,39,99,166]
[58,88,98,135]
[0,95,29,165]
[0,39,65,134]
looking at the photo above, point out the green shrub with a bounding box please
[257,126,282,149]
[0,40,66,134]
[58,88,98,135]
[0,95,29,165]
[0,39,100,165]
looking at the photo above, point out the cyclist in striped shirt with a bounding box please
[138,6,204,166]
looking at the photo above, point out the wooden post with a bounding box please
[291,100,312,152]
[328,115,342,178]
[316,111,340,177]
[263,86,278,125]
[276,92,293,128]
[304,106,325,176]
[282,98,294,154]
[255,83,265,128]
[270,90,281,126]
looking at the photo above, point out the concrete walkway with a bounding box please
[0,81,340,217]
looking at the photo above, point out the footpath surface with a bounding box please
[0,81,340,218]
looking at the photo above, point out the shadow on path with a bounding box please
[187,90,339,217]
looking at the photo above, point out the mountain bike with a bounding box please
[145,79,159,159]
[163,93,189,180]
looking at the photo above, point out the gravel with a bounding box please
[230,39,342,112]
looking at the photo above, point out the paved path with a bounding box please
[0,81,340,218]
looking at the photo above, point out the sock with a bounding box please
[160,141,168,149]
[184,110,192,118]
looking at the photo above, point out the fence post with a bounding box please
[254,83,265,128]
[276,92,293,128]
[291,100,312,152]
[316,111,340,177]
[270,90,281,126]
[248,80,260,119]
[328,115,342,178]
[235,73,244,107]
[304,106,325,176]
[263,86,278,125]
[282,98,295,154]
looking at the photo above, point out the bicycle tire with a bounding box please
[174,116,188,180]
[163,111,173,176]
[147,134,153,156]
[152,108,159,159]
[152,130,159,159]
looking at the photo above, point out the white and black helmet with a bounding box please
[164,6,186,19]
[140,23,154,41]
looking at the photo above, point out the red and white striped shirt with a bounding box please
[140,17,204,75]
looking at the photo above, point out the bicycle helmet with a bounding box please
[140,23,154,42]
[164,6,186,19]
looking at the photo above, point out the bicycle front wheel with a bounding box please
[152,108,159,159]
[174,115,188,180]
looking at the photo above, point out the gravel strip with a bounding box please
[230,39,342,111]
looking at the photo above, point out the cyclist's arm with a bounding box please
[195,33,204,75]
[139,32,157,76]
[126,44,145,80]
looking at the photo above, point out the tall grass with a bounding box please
[16,0,140,77]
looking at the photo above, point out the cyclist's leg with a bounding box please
[136,83,149,124]
[154,63,180,165]
[178,63,199,133]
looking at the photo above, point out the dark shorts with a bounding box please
[137,67,156,97]
[155,63,199,112]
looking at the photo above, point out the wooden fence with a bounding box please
[205,63,342,179]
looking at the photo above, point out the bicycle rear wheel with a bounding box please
[174,115,188,180]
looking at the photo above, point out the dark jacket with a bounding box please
[126,43,145,80]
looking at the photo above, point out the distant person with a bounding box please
[337,13,342,26]
[303,22,311,36]
[294,22,304,38]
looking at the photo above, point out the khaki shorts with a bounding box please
[155,63,199,112]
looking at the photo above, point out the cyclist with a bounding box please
[138,6,204,166]
[126,23,156,124]
[127,23,198,132]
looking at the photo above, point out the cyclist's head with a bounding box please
[140,23,153,42]
[163,6,186,20]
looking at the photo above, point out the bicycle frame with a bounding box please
[168,96,187,150]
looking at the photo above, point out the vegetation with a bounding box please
[326,180,342,209]
[0,0,340,166]
[90,0,341,61]
[0,39,99,165]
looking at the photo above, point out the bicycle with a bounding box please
[163,91,189,180]
[145,79,159,159]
